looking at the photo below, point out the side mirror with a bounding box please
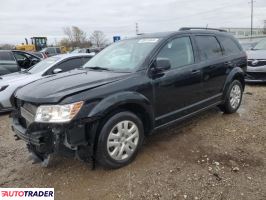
[154,58,171,72]
[53,68,62,74]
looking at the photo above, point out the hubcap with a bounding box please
[229,85,241,109]
[107,120,139,161]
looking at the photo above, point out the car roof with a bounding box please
[50,53,93,60]
[132,29,231,40]
[0,50,11,52]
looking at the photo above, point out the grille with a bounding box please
[23,103,37,115]
[14,99,37,128]
[248,60,266,67]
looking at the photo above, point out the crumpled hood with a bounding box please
[15,69,130,103]
[246,50,266,60]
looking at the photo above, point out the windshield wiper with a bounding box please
[86,66,110,71]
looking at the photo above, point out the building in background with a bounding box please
[222,27,265,38]
[221,21,266,43]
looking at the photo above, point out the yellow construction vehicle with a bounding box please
[15,37,47,52]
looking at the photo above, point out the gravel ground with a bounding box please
[0,85,266,200]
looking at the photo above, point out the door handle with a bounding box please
[191,69,201,74]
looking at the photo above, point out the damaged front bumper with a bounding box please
[11,109,100,166]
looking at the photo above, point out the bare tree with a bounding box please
[0,44,15,50]
[60,26,91,49]
[90,31,108,47]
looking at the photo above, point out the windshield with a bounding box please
[253,39,266,50]
[27,56,60,74]
[83,38,160,72]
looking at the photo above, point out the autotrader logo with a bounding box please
[0,188,54,200]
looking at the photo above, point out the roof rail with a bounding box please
[179,27,227,32]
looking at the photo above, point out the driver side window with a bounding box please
[157,37,194,69]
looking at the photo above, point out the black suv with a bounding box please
[11,28,247,169]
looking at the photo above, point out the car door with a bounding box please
[151,36,203,126]
[45,57,84,75]
[0,51,19,75]
[194,35,227,105]
[13,52,41,69]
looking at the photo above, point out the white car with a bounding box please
[0,53,93,112]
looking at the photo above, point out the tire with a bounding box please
[96,111,144,169]
[219,80,243,114]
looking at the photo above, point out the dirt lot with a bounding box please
[0,85,266,200]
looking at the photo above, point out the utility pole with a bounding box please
[135,23,139,35]
[250,0,254,40]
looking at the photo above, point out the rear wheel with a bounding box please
[96,111,144,169]
[219,80,243,114]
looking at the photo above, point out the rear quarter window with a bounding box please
[218,36,242,55]
[0,52,15,61]
[55,48,61,54]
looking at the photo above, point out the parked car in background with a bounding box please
[30,51,48,59]
[71,47,102,54]
[0,53,93,112]
[11,28,246,168]
[40,47,61,57]
[240,41,257,51]
[0,50,42,76]
[245,39,266,82]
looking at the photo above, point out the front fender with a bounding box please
[88,91,154,122]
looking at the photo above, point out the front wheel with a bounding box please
[219,80,243,114]
[96,111,144,169]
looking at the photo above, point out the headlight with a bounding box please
[0,85,8,92]
[35,101,84,123]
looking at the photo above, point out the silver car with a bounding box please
[245,39,266,82]
[0,53,93,112]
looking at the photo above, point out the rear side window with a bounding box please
[195,36,222,60]
[47,48,56,54]
[0,52,15,61]
[55,48,61,54]
[53,58,83,72]
[218,36,241,55]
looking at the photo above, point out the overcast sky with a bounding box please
[1,0,266,44]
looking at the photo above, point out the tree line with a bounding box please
[0,26,108,50]
[59,26,108,49]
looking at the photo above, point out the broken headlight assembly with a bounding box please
[35,101,84,123]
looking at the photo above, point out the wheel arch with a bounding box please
[223,67,245,98]
[88,91,155,136]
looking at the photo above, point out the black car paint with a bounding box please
[11,30,247,164]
